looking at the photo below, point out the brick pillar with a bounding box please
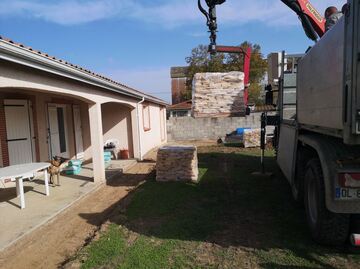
[0,99,9,166]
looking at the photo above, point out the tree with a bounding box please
[184,42,267,105]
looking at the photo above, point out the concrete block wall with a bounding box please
[167,114,262,141]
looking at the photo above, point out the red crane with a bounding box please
[280,0,326,41]
[198,0,252,106]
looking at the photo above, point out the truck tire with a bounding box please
[292,151,306,205]
[304,159,350,246]
[292,170,304,206]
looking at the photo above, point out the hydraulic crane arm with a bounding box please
[281,0,325,41]
[198,0,226,48]
[198,0,326,46]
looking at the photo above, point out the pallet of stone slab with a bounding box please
[223,134,245,148]
[192,72,246,118]
[156,146,198,182]
[243,129,261,148]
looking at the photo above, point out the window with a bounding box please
[142,104,151,131]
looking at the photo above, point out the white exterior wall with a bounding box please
[140,103,167,157]
[101,103,134,158]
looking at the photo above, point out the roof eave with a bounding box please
[0,40,168,106]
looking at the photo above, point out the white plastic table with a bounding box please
[0,163,50,209]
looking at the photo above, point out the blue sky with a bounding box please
[0,0,344,102]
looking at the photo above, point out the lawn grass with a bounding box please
[76,145,360,269]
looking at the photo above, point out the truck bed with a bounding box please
[297,17,345,131]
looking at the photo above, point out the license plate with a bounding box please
[336,188,360,200]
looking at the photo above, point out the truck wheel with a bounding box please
[292,175,303,205]
[292,151,306,205]
[304,159,350,246]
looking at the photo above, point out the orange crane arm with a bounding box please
[198,0,326,45]
[281,0,325,41]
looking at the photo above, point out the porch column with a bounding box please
[131,107,142,160]
[88,103,105,182]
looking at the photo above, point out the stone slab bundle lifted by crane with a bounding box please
[192,72,245,118]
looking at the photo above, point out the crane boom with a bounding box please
[198,0,326,46]
[281,0,325,41]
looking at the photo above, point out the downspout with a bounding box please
[136,97,145,161]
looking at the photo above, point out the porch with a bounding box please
[0,159,136,251]
[0,87,138,183]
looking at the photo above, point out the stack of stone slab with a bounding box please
[243,129,261,148]
[156,146,198,182]
[192,72,245,118]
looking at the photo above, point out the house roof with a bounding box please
[0,36,168,106]
[167,100,192,111]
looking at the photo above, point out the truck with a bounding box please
[198,0,360,246]
[271,1,360,246]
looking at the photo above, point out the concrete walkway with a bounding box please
[0,161,154,269]
[0,159,136,251]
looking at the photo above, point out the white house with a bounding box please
[0,36,168,183]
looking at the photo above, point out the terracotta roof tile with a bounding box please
[168,100,192,110]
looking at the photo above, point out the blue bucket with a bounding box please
[69,159,83,167]
[236,128,251,135]
[64,165,82,175]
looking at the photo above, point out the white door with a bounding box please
[4,100,33,165]
[73,105,84,159]
[48,104,69,158]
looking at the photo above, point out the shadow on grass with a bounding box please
[79,148,354,268]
